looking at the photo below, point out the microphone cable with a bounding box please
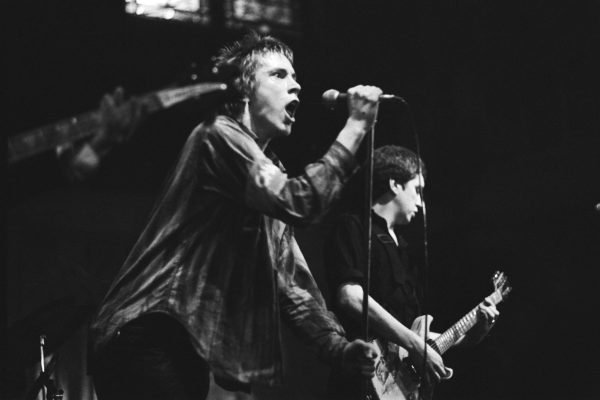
[403,99,432,399]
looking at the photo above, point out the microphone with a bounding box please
[321,89,407,109]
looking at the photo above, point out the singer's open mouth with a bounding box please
[285,100,299,119]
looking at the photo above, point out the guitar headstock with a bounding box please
[491,270,512,301]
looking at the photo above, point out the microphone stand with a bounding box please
[26,335,63,400]
[361,122,376,400]
[40,335,46,400]
[408,105,429,399]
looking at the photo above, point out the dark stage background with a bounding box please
[4,1,600,399]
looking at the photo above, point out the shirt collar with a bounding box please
[216,115,284,170]
[371,210,408,248]
[371,210,390,231]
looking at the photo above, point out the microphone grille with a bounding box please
[321,89,340,108]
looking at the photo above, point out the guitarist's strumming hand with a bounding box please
[342,339,380,377]
[406,333,450,384]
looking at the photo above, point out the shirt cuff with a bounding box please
[316,332,348,368]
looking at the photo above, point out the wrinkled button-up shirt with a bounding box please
[89,116,357,386]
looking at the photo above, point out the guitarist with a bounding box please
[324,145,499,399]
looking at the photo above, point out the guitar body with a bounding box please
[371,341,420,400]
[370,315,435,400]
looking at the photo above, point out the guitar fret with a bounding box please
[436,306,478,354]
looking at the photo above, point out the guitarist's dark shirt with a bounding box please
[325,211,423,339]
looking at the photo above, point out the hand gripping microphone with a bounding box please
[321,89,407,109]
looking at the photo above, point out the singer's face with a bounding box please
[392,174,425,225]
[247,52,301,140]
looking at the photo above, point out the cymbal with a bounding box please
[2,296,94,368]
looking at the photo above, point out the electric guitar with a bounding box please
[7,81,228,164]
[370,270,512,400]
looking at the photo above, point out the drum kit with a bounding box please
[1,296,93,400]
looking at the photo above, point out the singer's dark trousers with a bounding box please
[327,367,376,400]
[92,314,210,400]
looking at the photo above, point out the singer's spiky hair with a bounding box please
[372,145,426,200]
[213,30,294,118]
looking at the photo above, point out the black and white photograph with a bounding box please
[4,1,599,399]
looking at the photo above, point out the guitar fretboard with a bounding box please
[7,95,164,164]
[434,290,503,354]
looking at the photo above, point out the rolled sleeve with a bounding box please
[324,140,358,180]
[202,118,358,227]
[243,140,357,226]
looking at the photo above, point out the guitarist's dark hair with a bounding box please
[372,145,426,201]
[212,30,294,119]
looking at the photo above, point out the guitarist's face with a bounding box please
[392,174,424,225]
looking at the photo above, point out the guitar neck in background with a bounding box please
[8,110,103,164]
[7,82,227,164]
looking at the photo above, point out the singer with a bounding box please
[88,31,383,400]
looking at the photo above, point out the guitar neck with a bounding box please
[8,110,99,163]
[7,82,226,164]
[7,95,162,164]
[434,290,503,354]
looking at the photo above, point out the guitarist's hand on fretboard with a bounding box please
[96,86,146,149]
[457,299,500,347]
[60,86,146,181]
[466,300,500,344]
